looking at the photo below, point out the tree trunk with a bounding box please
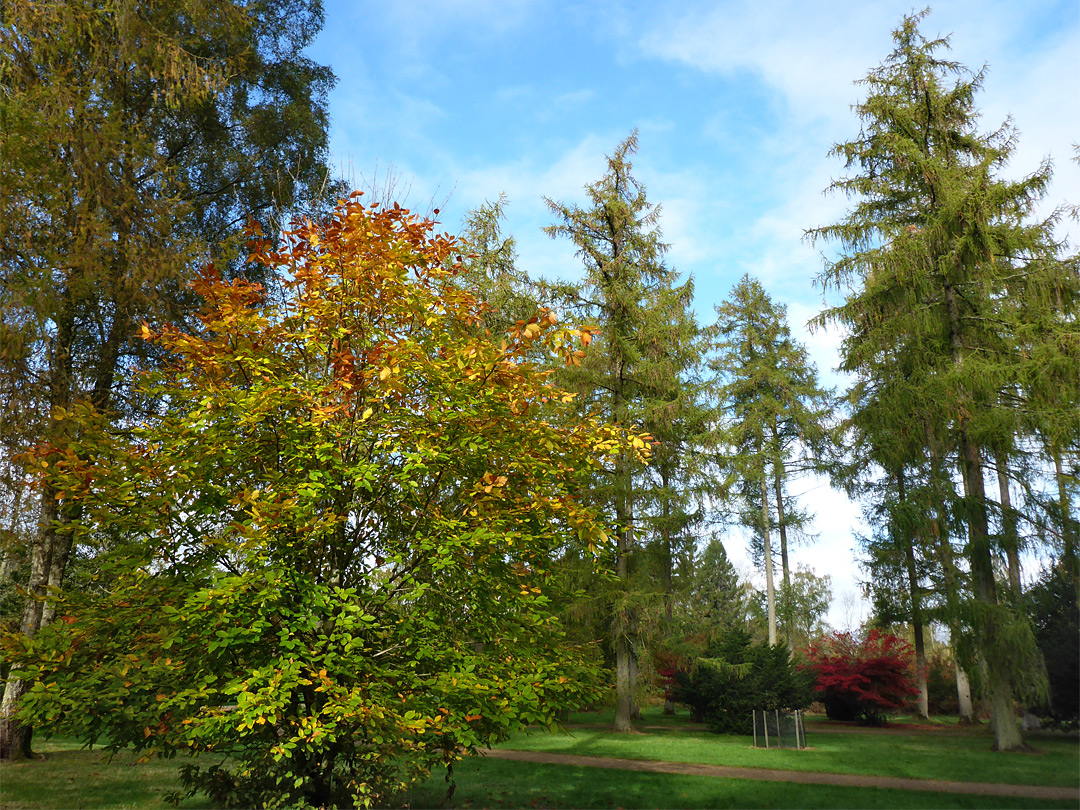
[927,427,976,726]
[772,454,792,649]
[613,455,635,733]
[0,493,60,759]
[897,469,928,719]
[912,624,929,720]
[960,436,1023,750]
[994,450,1022,599]
[955,662,975,724]
[661,467,673,624]
[660,465,675,715]
[614,635,634,733]
[761,468,777,647]
[628,648,642,721]
[937,513,976,726]
[1053,452,1079,603]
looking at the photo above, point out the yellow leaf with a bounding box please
[379,367,391,381]
[361,407,373,421]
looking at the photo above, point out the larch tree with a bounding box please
[808,10,1071,750]
[0,0,334,759]
[457,195,540,334]
[543,131,691,732]
[637,280,713,624]
[711,275,833,648]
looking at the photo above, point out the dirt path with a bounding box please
[482,748,1080,801]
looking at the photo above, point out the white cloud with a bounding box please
[311,0,1075,634]
[637,0,1080,248]
[637,1,897,130]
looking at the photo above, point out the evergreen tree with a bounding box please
[457,195,540,333]
[711,275,833,647]
[543,131,696,732]
[808,10,1070,750]
[681,539,746,636]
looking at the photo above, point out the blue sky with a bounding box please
[306,0,1080,627]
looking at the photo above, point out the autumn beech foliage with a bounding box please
[804,629,919,726]
[4,194,648,808]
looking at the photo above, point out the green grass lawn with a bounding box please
[0,736,214,810]
[402,757,1078,809]
[2,718,1076,810]
[500,709,1080,788]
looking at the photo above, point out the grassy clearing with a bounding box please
[502,710,1080,788]
[402,757,1077,809]
[3,719,1076,810]
[0,736,213,810]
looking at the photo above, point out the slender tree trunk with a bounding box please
[912,622,929,719]
[897,469,928,718]
[955,662,975,723]
[761,467,777,647]
[960,436,1023,750]
[614,635,633,732]
[660,465,677,715]
[927,427,976,726]
[0,494,58,760]
[661,467,674,624]
[613,454,635,733]
[628,647,642,721]
[772,453,792,649]
[936,510,978,726]
[1053,452,1079,603]
[994,450,1022,599]
[904,544,929,720]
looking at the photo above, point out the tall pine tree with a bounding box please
[543,132,698,732]
[808,10,1072,750]
[711,275,833,648]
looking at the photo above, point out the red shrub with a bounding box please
[804,629,919,725]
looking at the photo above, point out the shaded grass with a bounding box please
[402,757,1078,809]
[504,713,1080,788]
[4,721,1076,810]
[565,707,698,727]
[0,736,213,810]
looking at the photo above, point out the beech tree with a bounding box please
[3,196,641,807]
[808,10,1070,749]
[0,0,334,758]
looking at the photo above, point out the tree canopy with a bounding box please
[808,9,1072,750]
[4,196,645,806]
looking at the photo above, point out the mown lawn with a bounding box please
[402,757,1078,809]
[501,710,1080,788]
[2,717,1076,809]
[0,736,213,810]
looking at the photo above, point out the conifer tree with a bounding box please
[457,195,540,333]
[711,275,832,647]
[543,131,693,732]
[683,539,746,637]
[808,10,1071,750]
